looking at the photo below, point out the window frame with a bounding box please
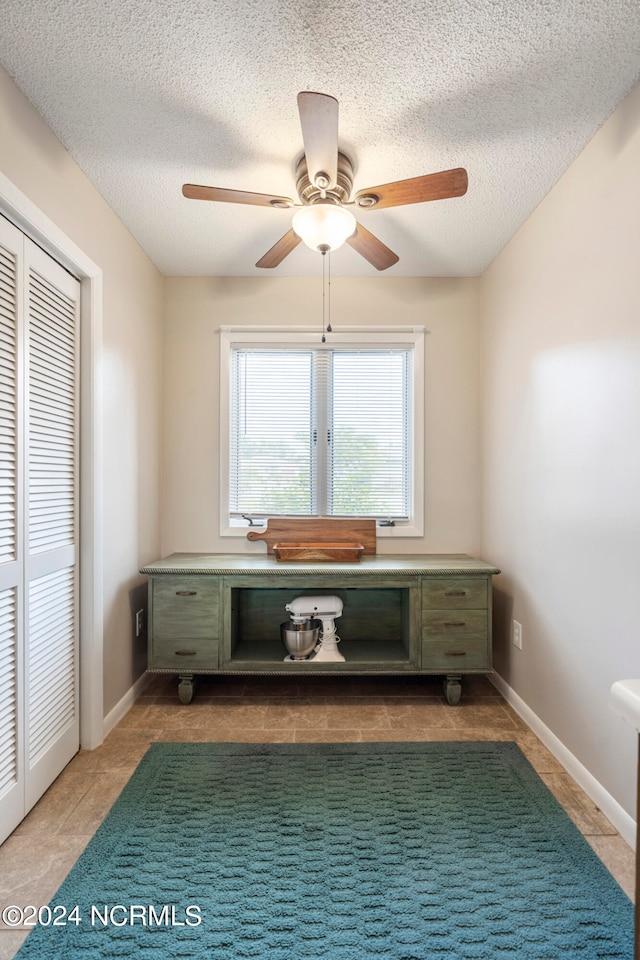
[219,326,425,539]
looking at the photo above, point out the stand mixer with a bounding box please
[282,595,345,662]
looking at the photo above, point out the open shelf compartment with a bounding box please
[226,584,415,668]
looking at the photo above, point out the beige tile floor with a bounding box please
[0,674,635,958]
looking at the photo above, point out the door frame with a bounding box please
[0,170,104,750]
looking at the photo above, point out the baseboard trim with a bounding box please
[102,671,152,740]
[490,671,636,849]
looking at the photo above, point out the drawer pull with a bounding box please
[174,649,197,657]
[445,590,467,597]
[176,590,197,596]
[445,651,467,657]
[443,620,467,627]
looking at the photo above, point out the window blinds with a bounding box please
[330,351,410,517]
[229,346,411,519]
[230,350,313,515]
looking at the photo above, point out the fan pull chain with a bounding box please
[320,246,332,343]
[321,246,327,342]
[327,249,332,333]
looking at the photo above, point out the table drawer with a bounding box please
[422,577,487,609]
[150,636,219,670]
[422,609,487,641]
[421,639,490,671]
[152,578,220,640]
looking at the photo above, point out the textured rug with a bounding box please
[15,741,633,959]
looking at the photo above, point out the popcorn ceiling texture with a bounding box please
[1,0,639,276]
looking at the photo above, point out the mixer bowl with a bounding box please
[280,619,321,660]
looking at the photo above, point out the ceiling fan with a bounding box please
[182,92,468,271]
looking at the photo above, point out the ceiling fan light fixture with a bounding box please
[183,94,466,270]
[292,201,356,252]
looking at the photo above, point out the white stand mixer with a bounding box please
[284,595,345,662]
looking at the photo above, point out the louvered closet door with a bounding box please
[24,239,80,809]
[0,216,23,837]
[0,215,80,839]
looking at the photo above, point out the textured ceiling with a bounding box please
[1,0,639,277]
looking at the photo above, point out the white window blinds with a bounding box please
[330,351,410,517]
[230,350,313,515]
[229,346,412,519]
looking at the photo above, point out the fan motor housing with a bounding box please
[296,152,354,206]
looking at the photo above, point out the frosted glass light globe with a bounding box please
[292,202,356,252]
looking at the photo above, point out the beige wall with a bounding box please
[161,275,483,557]
[481,81,640,820]
[0,66,164,716]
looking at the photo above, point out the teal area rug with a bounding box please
[16,741,633,959]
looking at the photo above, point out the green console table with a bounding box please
[140,553,500,705]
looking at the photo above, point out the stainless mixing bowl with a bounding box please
[280,619,321,659]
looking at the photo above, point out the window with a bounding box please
[219,328,425,538]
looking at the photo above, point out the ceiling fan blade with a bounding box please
[297,92,339,191]
[255,229,302,268]
[182,183,294,208]
[354,167,468,210]
[346,222,399,271]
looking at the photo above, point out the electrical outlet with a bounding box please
[512,620,523,650]
[135,609,144,638]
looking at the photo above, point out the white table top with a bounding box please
[609,680,640,730]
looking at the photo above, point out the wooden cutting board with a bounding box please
[272,542,365,562]
[247,518,377,555]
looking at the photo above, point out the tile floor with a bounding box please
[0,673,635,958]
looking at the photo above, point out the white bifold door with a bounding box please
[0,214,80,843]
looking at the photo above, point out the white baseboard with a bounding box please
[491,671,636,850]
[102,671,152,740]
